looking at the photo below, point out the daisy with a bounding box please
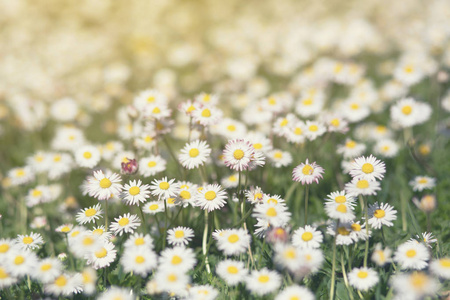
[274,244,302,272]
[178,139,211,169]
[373,139,399,158]
[390,98,432,128]
[291,225,323,249]
[284,121,307,144]
[87,170,122,200]
[216,229,251,256]
[273,114,297,137]
[124,233,154,250]
[142,201,165,215]
[297,248,324,275]
[345,178,381,197]
[292,159,324,185]
[195,184,227,212]
[159,246,197,272]
[213,118,247,140]
[394,241,430,270]
[44,273,83,296]
[150,177,180,200]
[409,176,436,192]
[133,89,167,110]
[221,173,239,189]
[121,247,157,276]
[327,223,355,246]
[47,153,73,180]
[348,267,379,291]
[252,202,291,227]
[74,145,101,169]
[266,227,289,244]
[412,194,436,213]
[154,267,190,295]
[7,166,35,186]
[0,265,18,289]
[32,258,63,283]
[304,120,327,141]
[4,249,38,277]
[167,226,194,246]
[215,260,248,286]
[76,203,103,224]
[71,232,103,259]
[178,99,200,116]
[55,224,73,234]
[192,105,223,127]
[337,138,366,159]
[323,114,349,133]
[144,102,172,120]
[268,149,293,168]
[122,179,151,206]
[222,139,255,171]
[262,194,285,205]
[275,285,314,300]
[15,232,44,250]
[371,243,392,266]
[67,226,87,242]
[325,191,357,208]
[178,181,198,207]
[350,155,386,181]
[368,202,397,229]
[325,202,356,222]
[341,99,370,123]
[110,213,141,236]
[245,186,264,204]
[87,241,117,269]
[295,95,324,117]
[410,232,437,248]
[188,285,219,300]
[430,257,450,279]
[98,286,135,300]
[81,268,97,295]
[26,151,51,173]
[349,221,370,242]
[134,133,157,151]
[195,92,219,106]
[90,226,112,242]
[51,126,85,151]
[25,185,52,207]
[390,271,439,300]
[139,155,167,177]
[245,268,282,296]
[246,132,273,154]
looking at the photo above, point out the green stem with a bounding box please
[104,199,108,232]
[400,191,407,232]
[362,196,370,268]
[330,220,339,300]
[137,205,148,234]
[163,199,168,249]
[202,210,211,274]
[304,185,310,225]
[341,250,355,300]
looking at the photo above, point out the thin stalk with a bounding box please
[362,196,370,268]
[137,205,148,234]
[104,199,108,231]
[381,226,387,245]
[341,250,355,300]
[330,220,339,300]
[163,199,168,249]
[304,185,310,225]
[188,116,193,143]
[400,191,407,231]
[202,210,211,274]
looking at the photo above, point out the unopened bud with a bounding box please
[121,158,139,175]
[437,71,449,83]
[266,227,289,244]
[58,253,68,261]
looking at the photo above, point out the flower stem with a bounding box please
[330,220,339,300]
[162,199,168,249]
[362,196,370,268]
[137,205,148,234]
[104,199,108,232]
[304,185,310,225]
[202,210,211,274]
[341,250,355,300]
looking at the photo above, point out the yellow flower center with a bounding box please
[335,195,346,203]
[331,118,340,127]
[402,105,412,115]
[152,107,161,114]
[268,97,277,105]
[201,109,211,117]
[356,180,369,189]
[99,178,112,188]
[14,255,25,265]
[85,208,97,217]
[228,234,239,243]
[346,141,356,148]
[83,152,92,159]
[41,263,52,271]
[351,223,361,231]
[148,161,157,167]
[376,250,385,262]
[337,227,350,236]
[280,119,288,127]
[135,256,145,264]
[362,163,374,174]
[159,182,170,190]
[171,255,182,265]
[418,178,427,184]
[53,155,62,162]
[189,148,199,157]
[350,103,359,110]
[294,127,302,135]
[174,230,185,238]
[410,272,427,289]
[0,244,9,253]
[309,125,318,132]
[135,238,145,246]
[149,204,159,210]
[187,105,195,113]
[382,145,390,152]
[404,65,414,74]
[82,237,94,245]
[284,249,296,259]
[406,249,417,258]
[253,143,262,150]
[22,237,33,244]
[118,218,129,227]
[254,193,263,201]
[32,190,42,197]
[233,149,244,160]
[336,204,347,213]
[71,231,80,238]
[0,268,8,279]
[228,175,237,182]
[374,209,385,218]
[82,271,92,283]
[168,274,177,282]
[129,186,140,196]
[302,165,314,175]
[357,271,368,278]
[16,169,25,177]
[302,98,313,106]
[55,275,67,287]
[289,297,300,300]
[60,226,71,233]
[267,198,278,204]
[227,125,236,132]
[93,228,104,235]
[180,190,191,200]
[258,275,270,283]
[266,207,277,217]
[144,136,153,143]
[439,258,450,268]
[301,232,313,241]
[227,266,239,274]
[95,248,107,258]
[205,191,216,201]
[147,96,155,103]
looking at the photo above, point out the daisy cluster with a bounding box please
[0,0,449,299]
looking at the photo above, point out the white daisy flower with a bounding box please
[371,243,392,266]
[323,114,348,133]
[188,284,219,300]
[304,120,327,141]
[245,186,264,204]
[292,225,323,249]
[394,241,430,270]
[213,117,248,140]
[223,139,255,171]
[195,92,219,106]
[4,249,38,277]
[81,268,97,295]
[268,149,293,168]
[284,121,307,144]
[142,201,165,215]
[261,194,285,206]
[368,202,397,229]
[0,265,18,289]
[47,153,73,180]
[124,233,154,250]
[325,202,356,223]
[71,232,103,259]
[87,170,122,201]
[345,178,381,197]
[55,224,73,234]
[292,159,324,185]
[122,179,151,206]
[216,229,251,256]
[297,248,324,275]
[327,223,355,246]
[295,94,324,118]
[341,99,370,123]
[87,241,117,269]
[409,176,436,192]
[32,258,63,283]
[134,133,156,151]
[178,139,211,169]
[7,166,35,186]
[26,151,51,174]
[90,226,112,242]
[121,247,157,276]
[76,203,103,224]
[337,139,366,159]
[150,177,180,200]
[273,114,297,137]
[159,246,197,272]
[74,145,101,169]
[349,221,369,242]
[215,260,248,286]
[167,226,194,246]
[348,267,379,291]
[139,155,167,177]
[221,173,239,189]
[390,271,439,300]
[245,268,282,296]
[246,132,272,154]
[98,286,135,300]
[275,285,314,300]
[252,202,291,227]
[430,257,450,279]
[110,213,141,236]
[390,97,432,128]
[25,185,52,207]
[154,267,190,295]
[44,273,83,296]
[15,232,44,250]
[373,139,399,158]
[410,232,437,249]
[325,190,357,208]
[192,105,223,127]
[195,184,227,212]
[274,244,302,272]
[67,226,88,242]
[349,155,386,181]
